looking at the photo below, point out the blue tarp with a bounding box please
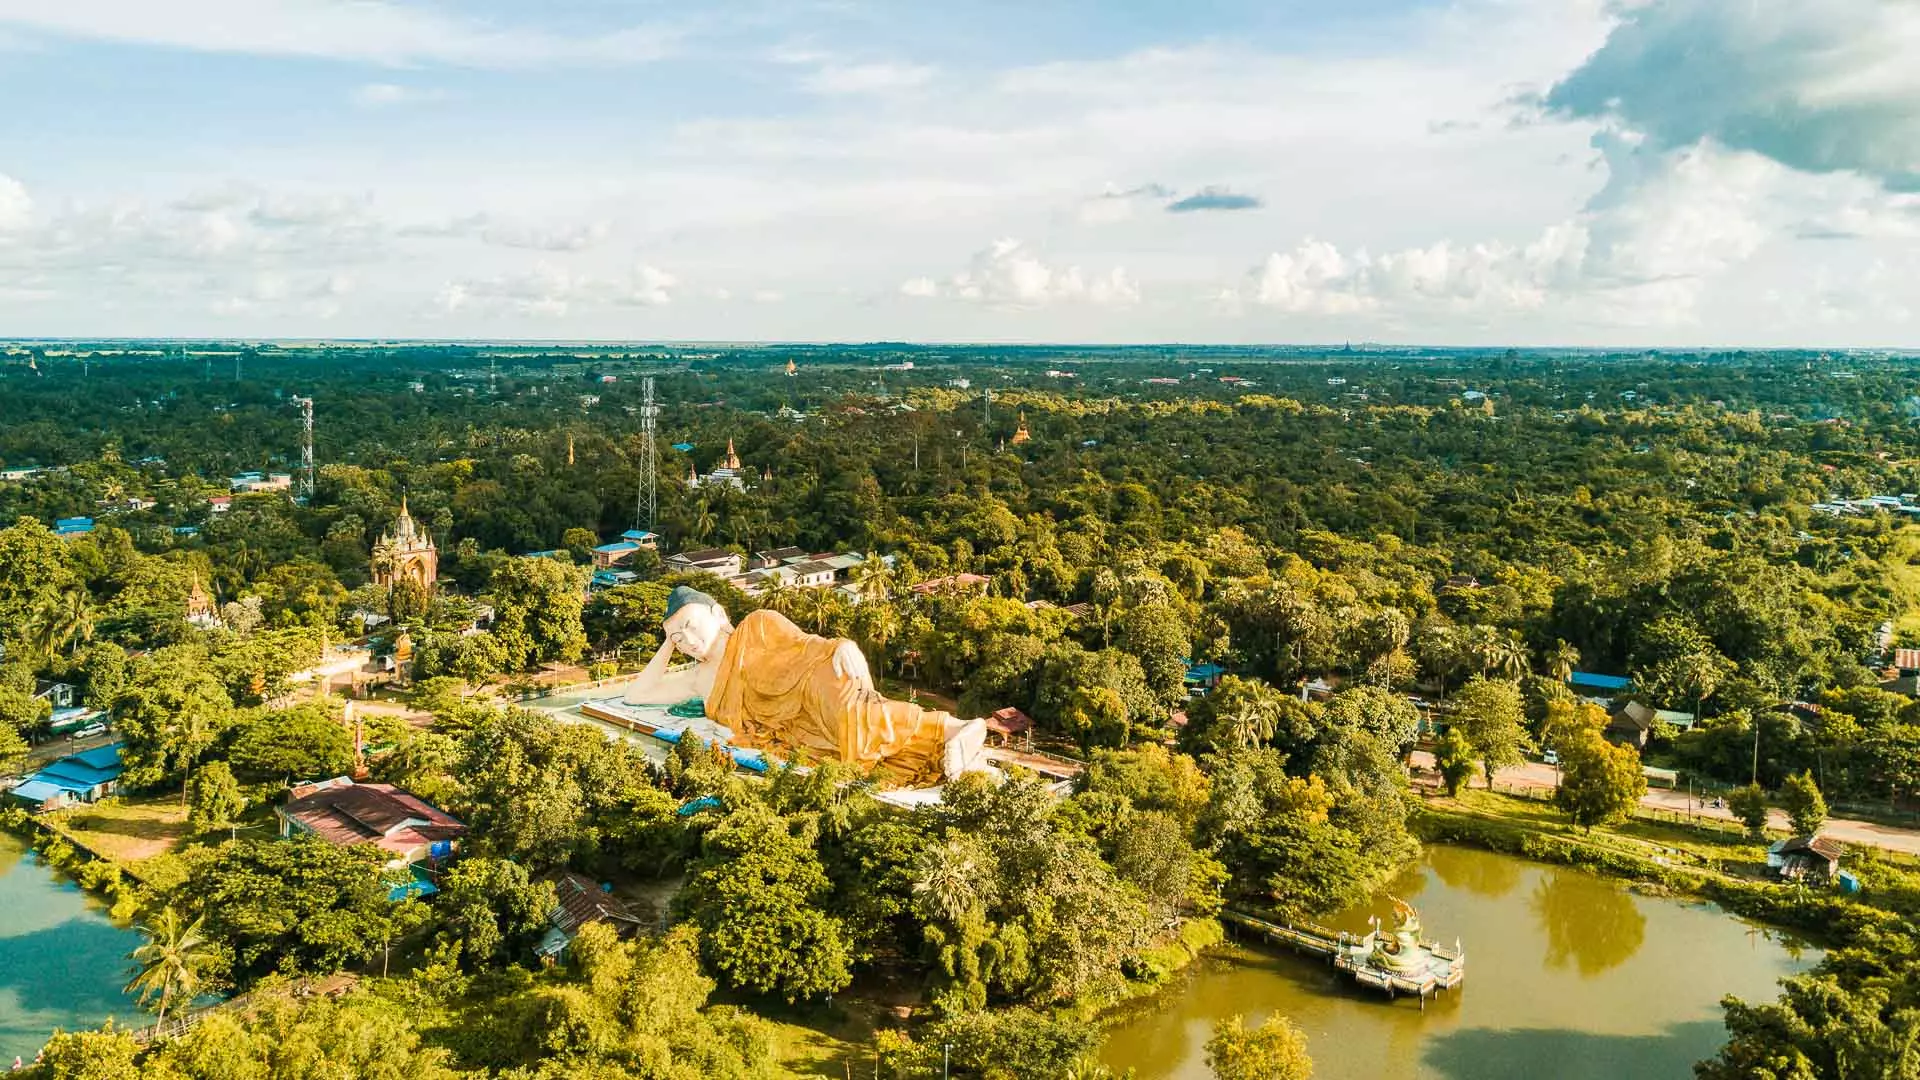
[677,795,724,817]
[388,868,439,902]
[671,442,695,452]
[1569,671,1632,692]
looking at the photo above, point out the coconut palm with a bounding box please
[851,553,895,605]
[1546,639,1581,686]
[29,588,95,661]
[126,907,212,1035]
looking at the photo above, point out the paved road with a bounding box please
[1409,751,1920,858]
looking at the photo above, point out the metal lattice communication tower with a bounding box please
[292,395,315,500]
[636,376,658,533]
[983,387,993,425]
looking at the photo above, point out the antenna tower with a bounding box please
[636,376,658,533]
[983,387,993,425]
[489,356,497,397]
[292,395,316,499]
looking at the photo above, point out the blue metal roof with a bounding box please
[37,761,117,788]
[671,442,695,452]
[9,779,71,804]
[1569,671,1632,691]
[593,541,640,554]
[69,743,124,770]
[621,529,657,541]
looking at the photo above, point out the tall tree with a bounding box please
[126,907,214,1035]
[1451,676,1530,789]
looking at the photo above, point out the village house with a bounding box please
[277,777,466,870]
[664,548,745,578]
[7,743,125,812]
[1767,835,1844,882]
[534,872,649,960]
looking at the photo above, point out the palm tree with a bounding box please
[126,907,212,1035]
[911,839,990,927]
[1546,639,1581,686]
[857,602,902,676]
[759,575,797,618]
[851,553,895,605]
[1228,696,1278,750]
[690,499,718,543]
[29,588,95,661]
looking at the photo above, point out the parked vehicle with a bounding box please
[71,722,108,740]
[1542,749,1559,766]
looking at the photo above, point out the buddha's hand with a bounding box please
[831,639,873,688]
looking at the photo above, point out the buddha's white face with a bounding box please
[664,602,731,661]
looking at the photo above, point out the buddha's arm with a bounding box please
[624,639,702,704]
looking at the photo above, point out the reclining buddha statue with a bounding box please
[623,586,988,786]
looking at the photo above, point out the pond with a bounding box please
[0,832,143,1063]
[1100,845,1820,1080]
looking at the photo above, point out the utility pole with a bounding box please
[1751,717,1761,786]
[636,375,658,533]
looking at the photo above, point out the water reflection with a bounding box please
[1099,846,1815,1080]
[1530,871,1646,977]
[1423,1019,1734,1080]
[1426,845,1522,899]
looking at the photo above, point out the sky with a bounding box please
[0,0,1916,346]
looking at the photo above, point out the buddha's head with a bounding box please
[663,585,731,661]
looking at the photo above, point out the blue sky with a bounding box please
[0,0,1915,345]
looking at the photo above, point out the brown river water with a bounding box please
[1099,845,1819,1080]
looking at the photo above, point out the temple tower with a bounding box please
[372,497,438,594]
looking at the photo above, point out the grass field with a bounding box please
[50,792,190,866]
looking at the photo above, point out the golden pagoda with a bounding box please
[372,496,438,594]
[1011,411,1032,445]
[723,438,742,470]
[785,358,797,377]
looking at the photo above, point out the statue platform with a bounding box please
[570,693,1074,806]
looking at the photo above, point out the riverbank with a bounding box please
[1411,790,1917,945]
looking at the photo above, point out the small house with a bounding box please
[8,742,125,811]
[909,573,991,597]
[534,872,647,960]
[1767,835,1843,881]
[985,707,1033,748]
[592,540,643,569]
[751,546,808,570]
[664,548,744,579]
[277,777,466,870]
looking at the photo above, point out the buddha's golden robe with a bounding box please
[706,609,952,785]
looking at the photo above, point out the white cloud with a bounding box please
[801,62,935,96]
[400,213,611,252]
[0,0,678,68]
[0,173,30,230]
[905,239,1140,309]
[437,261,677,317]
[352,82,442,109]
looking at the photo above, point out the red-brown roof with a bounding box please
[280,779,465,856]
[985,707,1032,736]
[550,872,644,936]
[910,573,991,595]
